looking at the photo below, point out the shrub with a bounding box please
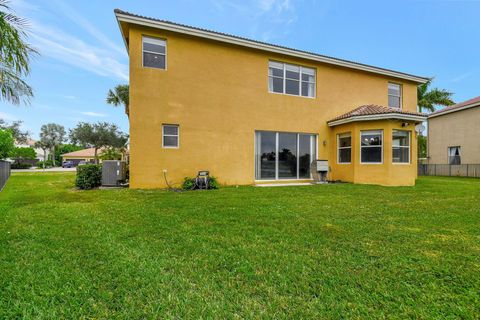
[182,177,195,190]
[76,164,102,190]
[209,176,219,189]
[11,163,32,169]
[182,176,219,190]
[37,160,53,168]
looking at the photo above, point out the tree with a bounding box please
[54,144,83,164]
[0,119,29,143]
[39,123,66,167]
[33,140,49,168]
[0,0,37,105]
[70,122,128,164]
[0,129,14,159]
[99,147,123,161]
[12,146,35,159]
[418,79,455,113]
[106,84,129,115]
[418,135,427,159]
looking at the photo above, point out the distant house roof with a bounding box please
[61,147,102,158]
[428,96,480,119]
[328,105,426,126]
[114,9,429,84]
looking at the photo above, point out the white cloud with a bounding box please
[48,0,127,57]
[80,111,108,117]
[451,72,472,83]
[257,0,291,12]
[210,0,298,42]
[29,21,128,81]
[0,112,18,121]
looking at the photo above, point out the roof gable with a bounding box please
[429,96,480,118]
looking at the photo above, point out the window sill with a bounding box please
[268,91,316,99]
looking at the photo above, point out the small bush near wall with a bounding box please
[36,160,53,168]
[182,176,219,190]
[76,164,102,190]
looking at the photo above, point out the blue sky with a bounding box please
[1,0,479,139]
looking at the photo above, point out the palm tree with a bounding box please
[418,79,454,113]
[0,0,37,105]
[106,84,129,115]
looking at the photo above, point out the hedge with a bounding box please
[76,164,102,190]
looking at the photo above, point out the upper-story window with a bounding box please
[143,36,166,69]
[388,83,402,108]
[268,61,315,98]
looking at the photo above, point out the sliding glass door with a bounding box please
[255,131,317,180]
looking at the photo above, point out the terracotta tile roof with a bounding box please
[328,105,426,123]
[114,9,429,83]
[61,147,103,158]
[429,96,480,117]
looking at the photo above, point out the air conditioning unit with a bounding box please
[102,160,127,187]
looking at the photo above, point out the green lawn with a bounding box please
[0,173,479,319]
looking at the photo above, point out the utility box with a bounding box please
[102,160,127,187]
[316,160,329,182]
[316,160,329,172]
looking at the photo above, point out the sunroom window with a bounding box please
[392,130,410,163]
[268,61,315,98]
[360,130,383,164]
[337,133,351,164]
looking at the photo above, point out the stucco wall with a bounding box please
[126,24,419,188]
[428,107,480,164]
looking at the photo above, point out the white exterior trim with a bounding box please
[428,101,480,119]
[115,12,429,84]
[162,124,179,148]
[328,113,426,127]
[360,130,384,165]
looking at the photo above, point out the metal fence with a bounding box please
[0,160,11,191]
[418,164,480,178]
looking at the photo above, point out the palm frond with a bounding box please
[0,66,33,105]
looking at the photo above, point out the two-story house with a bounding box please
[115,9,428,188]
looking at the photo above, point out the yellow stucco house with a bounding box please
[115,9,428,188]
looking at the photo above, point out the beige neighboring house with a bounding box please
[61,148,100,166]
[428,96,480,164]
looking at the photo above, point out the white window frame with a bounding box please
[142,36,167,70]
[392,130,411,164]
[388,82,402,109]
[254,131,318,181]
[448,146,461,165]
[360,130,383,164]
[268,61,316,98]
[337,133,352,164]
[162,124,179,148]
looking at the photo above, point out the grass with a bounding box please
[0,173,479,319]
